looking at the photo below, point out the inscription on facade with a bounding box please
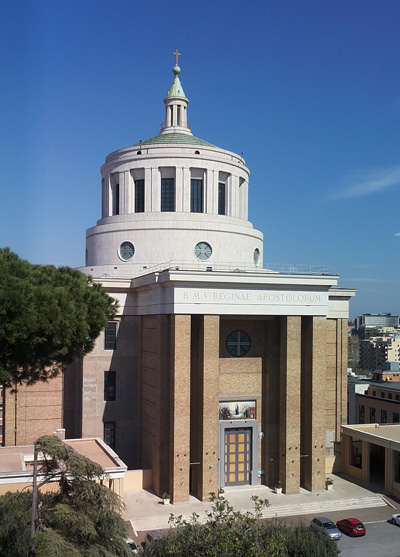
[181,289,324,305]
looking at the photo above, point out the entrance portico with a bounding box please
[102,267,354,502]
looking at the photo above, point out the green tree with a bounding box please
[140,493,339,557]
[0,248,117,387]
[0,435,131,557]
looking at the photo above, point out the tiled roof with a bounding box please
[136,133,216,147]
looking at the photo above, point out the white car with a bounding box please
[391,514,400,526]
[126,537,138,554]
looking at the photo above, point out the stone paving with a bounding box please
[124,474,395,536]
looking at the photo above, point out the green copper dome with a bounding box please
[135,133,215,147]
[167,74,186,98]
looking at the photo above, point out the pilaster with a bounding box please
[209,169,218,214]
[301,316,326,491]
[190,315,220,500]
[199,315,220,498]
[339,318,348,432]
[169,315,191,502]
[279,316,301,493]
[182,167,191,212]
[144,168,152,212]
[153,168,161,212]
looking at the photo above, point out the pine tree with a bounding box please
[0,435,130,557]
[0,248,117,386]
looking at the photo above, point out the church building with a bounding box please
[64,53,355,502]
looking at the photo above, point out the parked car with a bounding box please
[391,513,400,526]
[146,530,164,544]
[310,517,342,540]
[336,518,366,537]
[125,537,138,554]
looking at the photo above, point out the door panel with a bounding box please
[224,428,251,486]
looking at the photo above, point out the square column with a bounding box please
[207,169,217,214]
[361,440,370,484]
[144,168,152,212]
[169,315,191,502]
[182,167,191,212]
[175,167,184,212]
[301,316,326,491]
[279,316,301,493]
[190,315,220,500]
[200,315,220,498]
[337,318,348,433]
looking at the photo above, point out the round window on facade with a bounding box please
[119,241,135,261]
[194,241,212,261]
[226,330,251,357]
[254,248,260,266]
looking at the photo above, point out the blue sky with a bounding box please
[1,0,399,319]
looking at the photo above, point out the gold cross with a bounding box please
[172,49,181,66]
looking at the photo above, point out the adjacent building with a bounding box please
[359,336,400,371]
[1,378,63,448]
[354,313,400,334]
[354,381,400,426]
[341,423,400,500]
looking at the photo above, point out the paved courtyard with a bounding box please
[124,474,399,546]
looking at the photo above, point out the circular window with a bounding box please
[119,241,135,261]
[254,248,260,266]
[194,242,212,261]
[226,330,251,357]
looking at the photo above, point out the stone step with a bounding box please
[131,495,388,533]
[259,495,387,519]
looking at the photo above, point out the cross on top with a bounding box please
[172,49,181,66]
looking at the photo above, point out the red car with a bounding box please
[336,518,366,537]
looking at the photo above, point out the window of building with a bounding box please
[359,405,365,424]
[104,322,117,350]
[135,179,144,212]
[388,393,393,400]
[104,371,116,401]
[161,178,175,211]
[191,179,203,213]
[119,241,134,261]
[396,395,400,401]
[393,412,399,424]
[350,437,362,469]
[226,330,251,357]
[370,407,376,423]
[372,390,376,396]
[381,409,388,424]
[113,183,120,215]
[194,241,212,261]
[253,248,260,266]
[103,422,115,450]
[218,182,226,215]
[381,392,385,398]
